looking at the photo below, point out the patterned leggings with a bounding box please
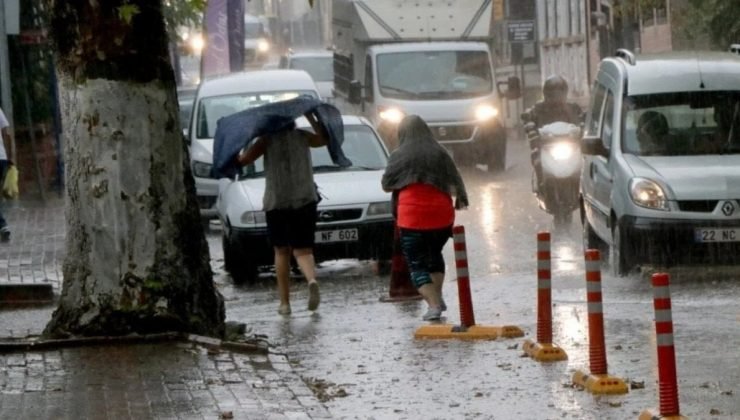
[399,226,452,289]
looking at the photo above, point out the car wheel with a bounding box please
[610,222,633,277]
[583,219,607,257]
[223,231,258,284]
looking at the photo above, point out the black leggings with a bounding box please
[399,226,452,288]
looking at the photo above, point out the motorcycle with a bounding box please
[524,120,583,226]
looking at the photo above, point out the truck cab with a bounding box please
[331,0,520,171]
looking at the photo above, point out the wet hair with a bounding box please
[637,111,669,137]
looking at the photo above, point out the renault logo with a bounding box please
[722,201,735,216]
[437,127,447,137]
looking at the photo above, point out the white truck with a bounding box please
[331,0,520,170]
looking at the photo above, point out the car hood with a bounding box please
[237,169,390,210]
[315,81,334,98]
[625,154,740,199]
[191,139,214,164]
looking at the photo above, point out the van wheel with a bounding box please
[610,223,633,277]
[487,133,507,172]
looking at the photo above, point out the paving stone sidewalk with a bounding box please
[0,198,329,419]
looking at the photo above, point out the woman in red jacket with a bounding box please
[382,115,469,321]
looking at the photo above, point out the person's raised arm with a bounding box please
[305,112,329,148]
[236,137,267,166]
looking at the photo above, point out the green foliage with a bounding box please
[117,2,141,25]
[681,0,740,48]
[612,0,666,18]
[163,0,207,43]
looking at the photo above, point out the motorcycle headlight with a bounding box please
[629,178,668,211]
[241,211,266,225]
[367,201,392,216]
[192,161,213,178]
[257,39,270,52]
[475,104,498,121]
[378,107,405,124]
[546,142,577,161]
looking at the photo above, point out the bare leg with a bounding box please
[294,248,320,310]
[417,283,441,308]
[274,247,292,306]
[431,272,444,296]
[293,248,317,282]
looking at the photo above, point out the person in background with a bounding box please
[236,111,327,315]
[381,115,469,321]
[636,110,669,155]
[0,107,12,241]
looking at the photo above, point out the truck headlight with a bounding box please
[192,161,213,178]
[475,104,498,121]
[629,178,668,211]
[378,107,405,124]
[241,211,266,225]
[367,201,392,216]
[257,38,270,52]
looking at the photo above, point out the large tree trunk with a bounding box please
[44,0,224,337]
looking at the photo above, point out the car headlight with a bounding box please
[257,39,270,52]
[367,201,392,216]
[241,211,266,225]
[378,107,405,124]
[192,161,213,178]
[629,178,668,211]
[545,141,576,161]
[475,104,498,121]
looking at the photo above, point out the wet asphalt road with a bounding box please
[207,135,740,419]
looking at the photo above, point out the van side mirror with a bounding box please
[348,80,362,105]
[582,135,609,157]
[497,76,522,100]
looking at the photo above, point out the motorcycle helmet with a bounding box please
[543,75,569,103]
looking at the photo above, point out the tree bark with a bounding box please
[44,0,224,337]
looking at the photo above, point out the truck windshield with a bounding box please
[622,91,740,156]
[377,50,492,100]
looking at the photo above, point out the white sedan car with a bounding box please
[216,115,394,283]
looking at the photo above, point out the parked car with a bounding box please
[216,115,394,283]
[188,70,321,220]
[244,13,271,65]
[280,49,334,99]
[580,49,740,276]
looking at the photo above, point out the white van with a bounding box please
[188,70,321,219]
[580,49,740,275]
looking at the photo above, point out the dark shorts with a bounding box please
[399,226,452,288]
[266,201,318,249]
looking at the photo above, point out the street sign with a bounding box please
[507,20,535,43]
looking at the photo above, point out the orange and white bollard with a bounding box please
[572,249,628,394]
[454,225,476,328]
[523,232,567,361]
[639,273,687,420]
[414,225,523,340]
[380,226,423,302]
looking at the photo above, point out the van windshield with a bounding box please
[195,90,318,138]
[623,91,740,156]
[377,50,492,100]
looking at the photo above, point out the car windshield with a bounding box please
[244,22,264,38]
[289,57,333,82]
[195,91,318,138]
[239,125,387,179]
[377,50,492,100]
[623,91,740,156]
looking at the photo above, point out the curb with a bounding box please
[0,331,270,355]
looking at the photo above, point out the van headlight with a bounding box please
[192,161,213,178]
[241,211,266,225]
[475,104,498,121]
[629,178,668,211]
[378,107,405,124]
[367,201,392,216]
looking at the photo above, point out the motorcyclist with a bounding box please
[522,75,583,186]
